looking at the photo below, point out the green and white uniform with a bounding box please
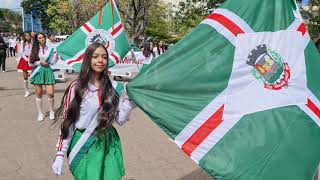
[29,46,57,85]
[55,81,134,180]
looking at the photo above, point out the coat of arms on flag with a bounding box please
[56,1,131,72]
[246,44,291,90]
[127,0,320,179]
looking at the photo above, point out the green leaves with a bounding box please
[172,0,224,39]
[0,8,22,33]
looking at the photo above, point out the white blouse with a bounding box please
[56,82,135,154]
[20,42,32,61]
[136,51,153,64]
[29,45,58,67]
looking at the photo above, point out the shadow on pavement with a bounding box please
[177,168,213,180]
[0,87,24,91]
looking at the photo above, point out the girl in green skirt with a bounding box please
[29,33,58,121]
[52,43,135,180]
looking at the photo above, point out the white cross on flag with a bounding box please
[127,0,320,179]
[56,1,131,72]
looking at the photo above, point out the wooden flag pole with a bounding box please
[98,2,103,26]
[110,0,115,31]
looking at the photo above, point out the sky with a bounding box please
[0,0,21,9]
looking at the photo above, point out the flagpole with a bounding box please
[110,0,115,31]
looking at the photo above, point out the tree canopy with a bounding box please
[300,0,320,39]
[0,8,22,33]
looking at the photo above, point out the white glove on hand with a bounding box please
[52,155,64,176]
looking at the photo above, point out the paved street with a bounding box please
[0,57,212,180]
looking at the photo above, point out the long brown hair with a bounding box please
[29,33,46,63]
[55,43,119,138]
[22,32,31,52]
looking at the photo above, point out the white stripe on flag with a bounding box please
[214,8,254,34]
[190,118,240,163]
[175,90,226,148]
[80,22,95,35]
[80,26,89,35]
[110,22,123,39]
[302,32,311,48]
[110,51,120,64]
[298,91,320,127]
[201,8,254,46]
[65,49,86,65]
[202,19,237,46]
[86,22,95,31]
[287,19,303,31]
[287,19,310,48]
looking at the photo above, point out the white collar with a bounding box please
[88,83,99,92]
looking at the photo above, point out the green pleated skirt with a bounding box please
[30,66,56,85]
[67,127,125,180]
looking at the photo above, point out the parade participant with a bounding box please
[0,35,8,72]
[136,41,153,64]
[17,32,33,97]
[8,36,16,57]
[149,41,157,58]
[46,34,57,48]
[30,32,36,39]
[29,33,58,121]
[156,40,166,57]
[51,43,135,179]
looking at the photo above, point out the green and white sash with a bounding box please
[30,48,54,80]
[68,114,98,172]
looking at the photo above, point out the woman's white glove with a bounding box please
[52,155,64,175]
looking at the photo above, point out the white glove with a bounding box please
[52,155,64,176]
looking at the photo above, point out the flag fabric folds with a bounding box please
[56,1,131,72]
[127,0,320,179]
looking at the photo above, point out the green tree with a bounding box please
[0,8,23,33]
[0,10,4,20]
[46,0,75,34]
[300,0,320,39]
[115,0,159,44]
[145,1,171,42]
[173,0,224,38]
[46,0,105,34]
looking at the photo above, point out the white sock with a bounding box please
[36,97,43,115]
[23,80,28,93]
[48,97,54,113]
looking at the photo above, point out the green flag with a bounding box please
[56,1,131,72]
[127,0,320,179]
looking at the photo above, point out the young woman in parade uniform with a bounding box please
[51,43,135,180]
[156,40,166,57]
[29,33,58,121]
[17,32,33,97]
[136,41,153,64]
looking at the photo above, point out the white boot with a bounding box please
[37,113,44,121]
[23,80,30,97]
[36,98,44,121]
[48,97,55,120]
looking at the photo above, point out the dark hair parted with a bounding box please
[55,43,119,139]
[29,32,46,63]
[142,41,151,58]
[22,32,31,52]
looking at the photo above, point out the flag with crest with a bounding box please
[56,1,131,71]
[127,0,320,179]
